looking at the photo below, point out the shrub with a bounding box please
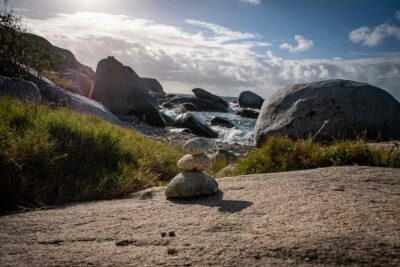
[0,97,182,212]
[234,136,400,175]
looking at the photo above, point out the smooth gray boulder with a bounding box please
[170,96,228,112]
[92,57,165,127]
[192,88,229,107]
[175,113,218,138]
[165,171,219,198]
[255,79,400,146]
[0,76,41,102]
[238,91,264,109]
[41,82,121,124]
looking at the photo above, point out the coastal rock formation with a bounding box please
[192,88,229,107]
[211,116,235,128]
[170,96,228,112]
[0,76,41,102]
[142,78,166,98]
[92,57,165,127]
[175,113,218,138]
[255,79,400,146]
[236,109,259,119]
[166,138,218,198]
[238,91,264,109]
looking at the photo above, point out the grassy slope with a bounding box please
[0,97,182,212]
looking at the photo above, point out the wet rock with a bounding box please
[170,96,228,112]
[175,113,218,138]
[181,102,198,111]
[192,88,229,107]
[237,109,259,119]
[211,116,235,128]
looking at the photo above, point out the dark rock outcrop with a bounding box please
[0,76,41,102]
[211,116,235,128]
[162,102,174,109]
[175,113,218,138]
[192,88,229,107]
[255,79,400,146]
[181,103,198,111]
[142,78,166,98]
[236,109,259,119]
[238,91,264,109]
[92,57,165,127]
[170,96,228,112]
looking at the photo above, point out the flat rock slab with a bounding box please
[1,166,400,266]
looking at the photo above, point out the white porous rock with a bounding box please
[165,171,219,198]
[183,138,210,155]
[177,154,212,171]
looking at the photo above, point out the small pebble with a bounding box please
[168,231,176,237]
[167,248,177,255]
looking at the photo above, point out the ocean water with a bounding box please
[163,97,257,145]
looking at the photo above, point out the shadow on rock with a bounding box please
[168,191,253,213]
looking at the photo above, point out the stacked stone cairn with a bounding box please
[165,138,219,198]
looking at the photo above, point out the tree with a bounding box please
[0,0,65,81]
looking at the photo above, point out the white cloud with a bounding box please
[24,12,400,100]
[396,10,400,21]
[279,35,314,53]
[349,23,400,47]
[185,19,257,43]
[239,0,261,5]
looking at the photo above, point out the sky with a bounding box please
[2,0,400,99]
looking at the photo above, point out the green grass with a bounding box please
[0,97,182,213]
[233,136,400,175]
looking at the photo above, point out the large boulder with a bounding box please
[142,78,166,98]
[239,91,264,109]
[0,76,41,102]
[41,82,121,124]
[192,88,229,107]
[175,113,218,138]
[57,69,94,97]
[255,79,400,146]
[92,57,165,127]
[170,96,228,112]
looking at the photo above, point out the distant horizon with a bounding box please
[2,0,400,100]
